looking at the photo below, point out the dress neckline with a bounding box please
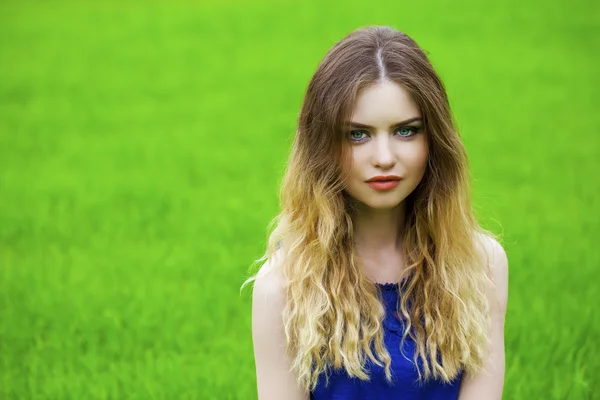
[375,282,398,290]
[375,281,401,291]
[374,275,410,291]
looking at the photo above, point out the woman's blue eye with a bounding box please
[348,127,421,142]
[349,130,367,141]
[396,126,420,137]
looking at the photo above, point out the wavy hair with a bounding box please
[243,26,497,392]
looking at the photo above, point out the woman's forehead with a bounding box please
[350,81,420,127]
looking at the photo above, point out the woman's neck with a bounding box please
[352,202,406,254]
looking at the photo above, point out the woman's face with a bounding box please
[343,80,429,210]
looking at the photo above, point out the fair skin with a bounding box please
[252,252,309,400]
[343,80,428,283]
[458,235,508,400]
[252,80,508,399]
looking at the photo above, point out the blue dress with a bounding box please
[310,282,463,400]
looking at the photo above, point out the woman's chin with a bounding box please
[358,198,405,211]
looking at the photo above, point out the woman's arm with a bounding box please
[252,255,310,400]
[458,236,509,400]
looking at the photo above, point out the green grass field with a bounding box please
[1,0,598,399]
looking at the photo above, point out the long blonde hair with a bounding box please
[243,25,496,392]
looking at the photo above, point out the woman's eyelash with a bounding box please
[348,126,421,141]
[349,130,368,140]
[395,126,421,136]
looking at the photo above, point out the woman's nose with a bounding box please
[372,136,396,169]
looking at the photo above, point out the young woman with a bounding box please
[244,26,508,400]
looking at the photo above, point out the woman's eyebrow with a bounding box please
[347,116,422,128]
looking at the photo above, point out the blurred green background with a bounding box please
[1,0,598,399]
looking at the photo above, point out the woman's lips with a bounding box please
[366,180,401,190]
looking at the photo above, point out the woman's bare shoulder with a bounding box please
[252,249,288,343]
[252,250,309,400]
[253,249,287,303]
[473,232,508,272]
[473,231,509,314]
